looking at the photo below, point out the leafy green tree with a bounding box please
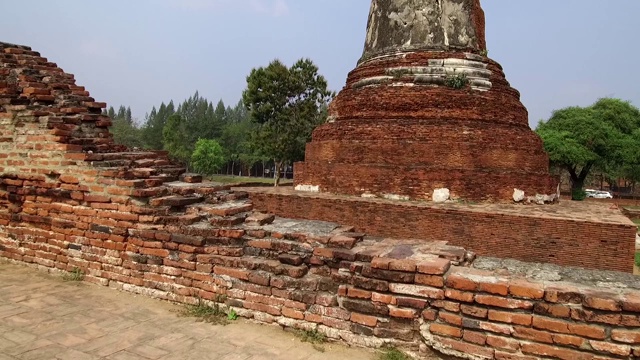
[106,105,143,149]
[142,101,175,150]
[536,98,640,199]
[221,115,257,176]
[191,139,226,176]
[107,106,116,119]
[163,114,191,164]
[243,58,334,186]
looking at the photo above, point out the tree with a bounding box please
[163,114,191,164]
[536,98,640,200]
[107,104,143,149]
[191,139,226,176]
[242,58,334,186]
[142,101,175,150]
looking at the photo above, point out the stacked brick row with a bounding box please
[4,187,640,360]
[246,189,637,273]
[425,267,640,360]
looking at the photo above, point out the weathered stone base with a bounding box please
[244,187,637,273]
[295,50,559,203]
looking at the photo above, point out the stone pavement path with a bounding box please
[0,261,377,360]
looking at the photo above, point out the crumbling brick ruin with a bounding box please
[2,39,640,360]
[294,0,558,203]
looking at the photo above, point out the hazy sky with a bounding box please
[2,0,639,128]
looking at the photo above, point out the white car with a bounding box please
[585,189,597,198]
[592,190,613,199]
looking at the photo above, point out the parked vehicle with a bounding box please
[585,189,613,199]
[593,191,613,199]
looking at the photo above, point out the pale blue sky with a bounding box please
[2,0,639,128]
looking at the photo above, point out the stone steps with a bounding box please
[196,254,309,279]
[149,195,204,208]
[191,200,254,217]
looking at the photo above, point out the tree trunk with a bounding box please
[231,161,235,177]
[274,160,283,187]
[567,164,592,200]
[570,177,585,200]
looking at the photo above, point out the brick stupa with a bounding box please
[294,0,558,202]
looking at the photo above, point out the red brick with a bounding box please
[431,300,461,313]
[475,295,533,310]
[422,309,438,321]
[570,308,621,325]
[388,259,416,272]
[478,321,513,336]
[488,310,531,326]
[434,336,494,358]
[552,334,584,347]
[395,296,427,309]
[508,279,544,299]
[371,257,391,270]
[304,313,322,323]
[486,335,520,352]
[214,266,249,281]
[371,292,394,304]
[388,283,444,299]
[347,287,372,300]
[477,279,509,296]
[532,316,570,334]
[513,326,553,344]
[544,285,583,304]
[59,174,80,184]
[589,341,631,357]
[429,323,462,338]
[611,329,640,344]
[445,272,476,291]
[416,258,450,275]
[567,323,606,340]
[415,274,444,287]
[389,306,417,319]
[622,293,640,312]
[533,303,571,318]
[281,307,304,320]
[315,293,337,307]
[460,305,488,319]
[350,312,378,327]
[494,351,537,360]
[445,289,474,303]
[521,343,593,360]
[463,330,486,345]
[320,316,350,331]
[439,312,462,326]
[583,291,622,312]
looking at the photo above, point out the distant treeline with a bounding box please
[105,92,266,176]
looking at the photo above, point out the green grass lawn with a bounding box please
[207,175,292,185]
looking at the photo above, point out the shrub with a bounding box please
[571,188,587,201]
[445,73,469,89]
[191,139,225,176]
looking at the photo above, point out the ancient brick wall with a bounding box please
[4,192,640,360]
[4,41,640,360]
[246,189,637,273]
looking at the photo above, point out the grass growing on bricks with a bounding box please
[294,329,327,352]
[179,298,230,325]
[378,347,411,360]
[445,73,469,89]
[62,267,84,282]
